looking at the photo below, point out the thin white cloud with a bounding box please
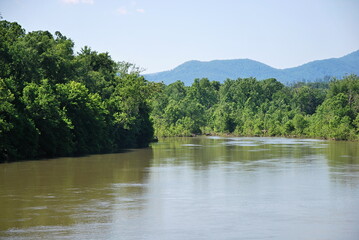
[117,7,128,15]
[136,9,145,13]
[62,0,78,3]
[61,0,94,4]
[82,0,94,4]
[116,4,145,16]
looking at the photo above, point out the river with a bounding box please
[1,137,359,239]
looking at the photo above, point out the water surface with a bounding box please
[1,137,359,239]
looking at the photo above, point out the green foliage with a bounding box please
[0,78,15,133]
[22,79,74,157]
[150,74,359,141]
[108,68,154,148]
[308,93,355,140]
[210,102,235,133]
[0,20,154,162]
[292,85,326,114]
[1,19,358,162]
[292,114,308,135]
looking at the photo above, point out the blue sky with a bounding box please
[1,0,359,73]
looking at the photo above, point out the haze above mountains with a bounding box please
[144,50,359,85]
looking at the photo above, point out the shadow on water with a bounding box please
[152,136,359,186]
[324,141,359,184]
[151,136,329,170]
[0,148,134,165]
[1,137,359,239]
[0,148,153,237]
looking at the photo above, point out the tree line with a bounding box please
[150,75,359,140]
[1,20,359,162]
[0,20,155,162]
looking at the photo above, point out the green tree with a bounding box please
[292,85,326,114]
[309,93,355,140]
[22,79,74,156]
[108,63,154,148]
[0,20,155,162]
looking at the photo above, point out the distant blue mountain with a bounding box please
[144,50,359,85]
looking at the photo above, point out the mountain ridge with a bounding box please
[144,50,359,85]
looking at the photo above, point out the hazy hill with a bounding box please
[144,50,359,85]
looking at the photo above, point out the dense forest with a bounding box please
[150,76,359,140]
[0,20,156,162]
[1,20,359,162]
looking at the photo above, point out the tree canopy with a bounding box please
[0,20,155,162]
[1,19,358,163]
[150,75,359,140]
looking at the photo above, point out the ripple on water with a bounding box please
[181,144,203,147]
[222,141,261,147]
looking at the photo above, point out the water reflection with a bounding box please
[325,141,359,185]
[326,141,359,165]
[1,137,359,239]
[151,137,328,169]
[152,137,359,184]
[148,137,359,240]
[0,148,152,238]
